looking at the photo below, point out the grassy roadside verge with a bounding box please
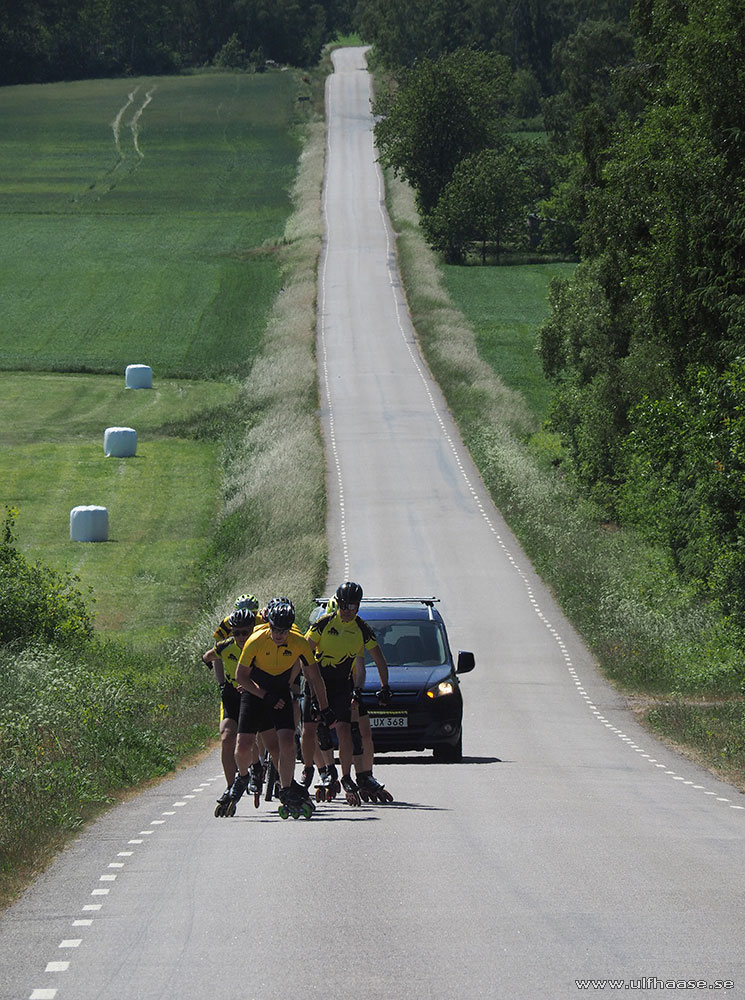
[383,171,745,793]
[0,69,329,910]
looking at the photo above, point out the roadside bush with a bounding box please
[0,638,215,870]
[0,508,93,648]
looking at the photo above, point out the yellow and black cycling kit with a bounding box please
[306,613,378,678]
[237,624,313,689]
[214,637,242,685]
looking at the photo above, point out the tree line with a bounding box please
[0,0,354,84]
[366,0,745,635]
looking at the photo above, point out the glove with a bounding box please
[319,706,336,728]
[376,685,392,706]
[352,687,364,703]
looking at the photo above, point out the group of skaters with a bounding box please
[202,581,394,819]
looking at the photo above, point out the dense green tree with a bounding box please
[357,0,511,68]
[0,509,93,648]
[539,0,745,622]
[374,48,512,214]
[423,147,531,262]
[0,0,351,83]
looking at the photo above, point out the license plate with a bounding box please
[370,714,407,728]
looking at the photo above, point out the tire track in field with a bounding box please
[78,86,156,203]
[129,87,156,159]
[111,86,140,159]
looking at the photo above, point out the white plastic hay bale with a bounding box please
[125,364,152,389]
[104,426,137,457]
[70,505,109,542]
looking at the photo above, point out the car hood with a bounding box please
[362,664,452,692]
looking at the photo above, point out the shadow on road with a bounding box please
[373,755,502,766]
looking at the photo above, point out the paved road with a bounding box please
[2,47,744,1000]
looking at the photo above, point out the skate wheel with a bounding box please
[253,793,261,808]
[359,788,371,803]
[301,802,314,819]
[278,805,289,819]
[315,787,325,802]
[214,805,223,817]
[226,801,236,817]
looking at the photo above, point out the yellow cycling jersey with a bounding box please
[214,637,243,684]
[213,610,265,642]
[306,612,378,675]
[237,624,313,681]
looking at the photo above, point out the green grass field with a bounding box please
[0,73,300,376]
[0,373,242,644]
[0,71,306,644]
[442,262,575,421]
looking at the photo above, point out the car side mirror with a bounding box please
[456,650,475,674]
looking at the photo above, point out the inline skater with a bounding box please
[231,599,334,817]
[201,606,267,816]
[212,593,261,643]
[306,581,393,805]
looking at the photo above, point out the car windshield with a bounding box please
[365,620,447,667]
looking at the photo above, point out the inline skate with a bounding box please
[224,770,250,816]
[356,771,394,803]
[315,763,341,802]
[248,760,265,808]
[214,788,233,817]
[341,774,361,807]
[277,783,314,820]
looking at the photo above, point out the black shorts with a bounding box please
[238,689,294,734]
[221,682,241,724]
[301,686,319,724]
[322,672,355,725]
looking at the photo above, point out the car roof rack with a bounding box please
[313,597,439,605]
[313,597,440,619]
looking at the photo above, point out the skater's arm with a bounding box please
[213,656,227,687]
[353,655,366,689]
[235,658,262,697]
[302,658,329,711]
[369,645,389,687]
[202,646,219,669]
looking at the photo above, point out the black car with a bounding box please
[312,597,475,762]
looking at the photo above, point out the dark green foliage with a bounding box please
[423,147,531,263]
[539,0,745,625]
[0,508,94,648]
[359,0,633,85]
[620,363,745,620]
[214,34,247,69]
[0,638,215,868]
[0,0,351,84]
[374,48,512,214]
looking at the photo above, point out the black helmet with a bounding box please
[335,581,363,609]
[234,593,259,612]
[266,599,295,630]
[228,607,255,631]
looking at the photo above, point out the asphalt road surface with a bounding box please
[2,47,744,1000]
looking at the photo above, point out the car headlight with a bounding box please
[426,681,455,699]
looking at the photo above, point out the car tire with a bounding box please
[433,734,462,763]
